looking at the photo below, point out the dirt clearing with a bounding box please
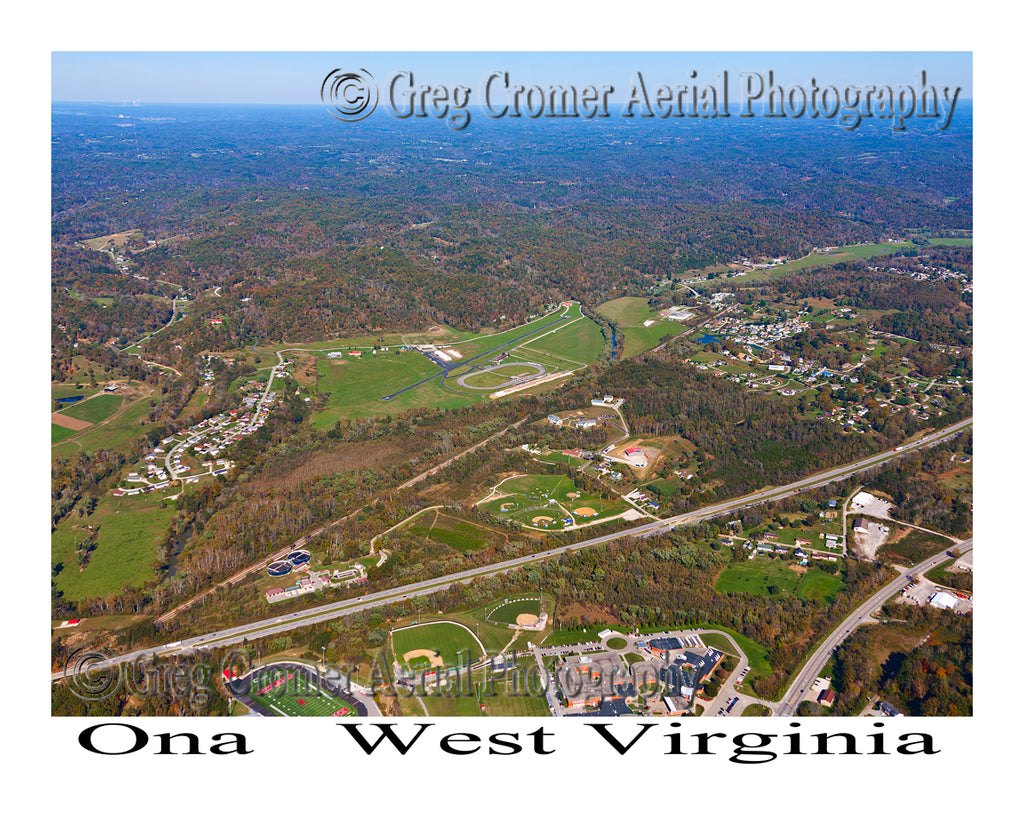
[51,413,92,431]
[403,649,444,668]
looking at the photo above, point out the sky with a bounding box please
[51,51,972,105]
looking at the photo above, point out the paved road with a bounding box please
[773,536,973,716]
[59,418,970,683]
[163,356,282,481]
[381,307,571,401]
[455,361,546,390]
[155,416,529,623]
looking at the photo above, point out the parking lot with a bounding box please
[894,576,973,614]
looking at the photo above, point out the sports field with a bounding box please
[392,621,487,670]
[410,658,553,717]
[246,668,359,717]
[485,597,541,625]
[480,474,628,530]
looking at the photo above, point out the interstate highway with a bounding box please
[53,416,971,682]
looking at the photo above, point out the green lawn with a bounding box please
[52,424,77,444]
[59,393,125,424]
[51,493,176,601]
[926,237,973,247]
[407,513,504,552]
[515,314,605,366]
[299,304,603,423]
[715,560,844,602]
[52,384,101,401]
[391,621,487,669]
[795,572,846,603]
[772,525,839,547]
[700,627,773,680]
[414,666,552,717]
[51,396,157,458]
[312,350,475,425]
[598,296,688,359]
[485,596,541,624]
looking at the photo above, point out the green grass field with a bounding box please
[392,621,487,669]
[715,560,845,602]
[485,596,541,624]
[52,384,101,401]
[246,668,359,717]
[307,304,602,423]
[52,424,77,444]
[406,512,506,552]
[59,393,125,424]
[458,363,547,390]
[598,296,688,359]
[51,396,156,458]
[481,474,628,530]
[312,350,476,425]
[514,313,605,366]
[926,236,973,247]
[51,493,176,601]
[699,242,911,287]
[409,661,553,717]
[700,627,773,682]
[761,523,843,549]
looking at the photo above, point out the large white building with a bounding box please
[929,591,958,610]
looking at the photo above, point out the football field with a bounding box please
[245,668,358,717]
